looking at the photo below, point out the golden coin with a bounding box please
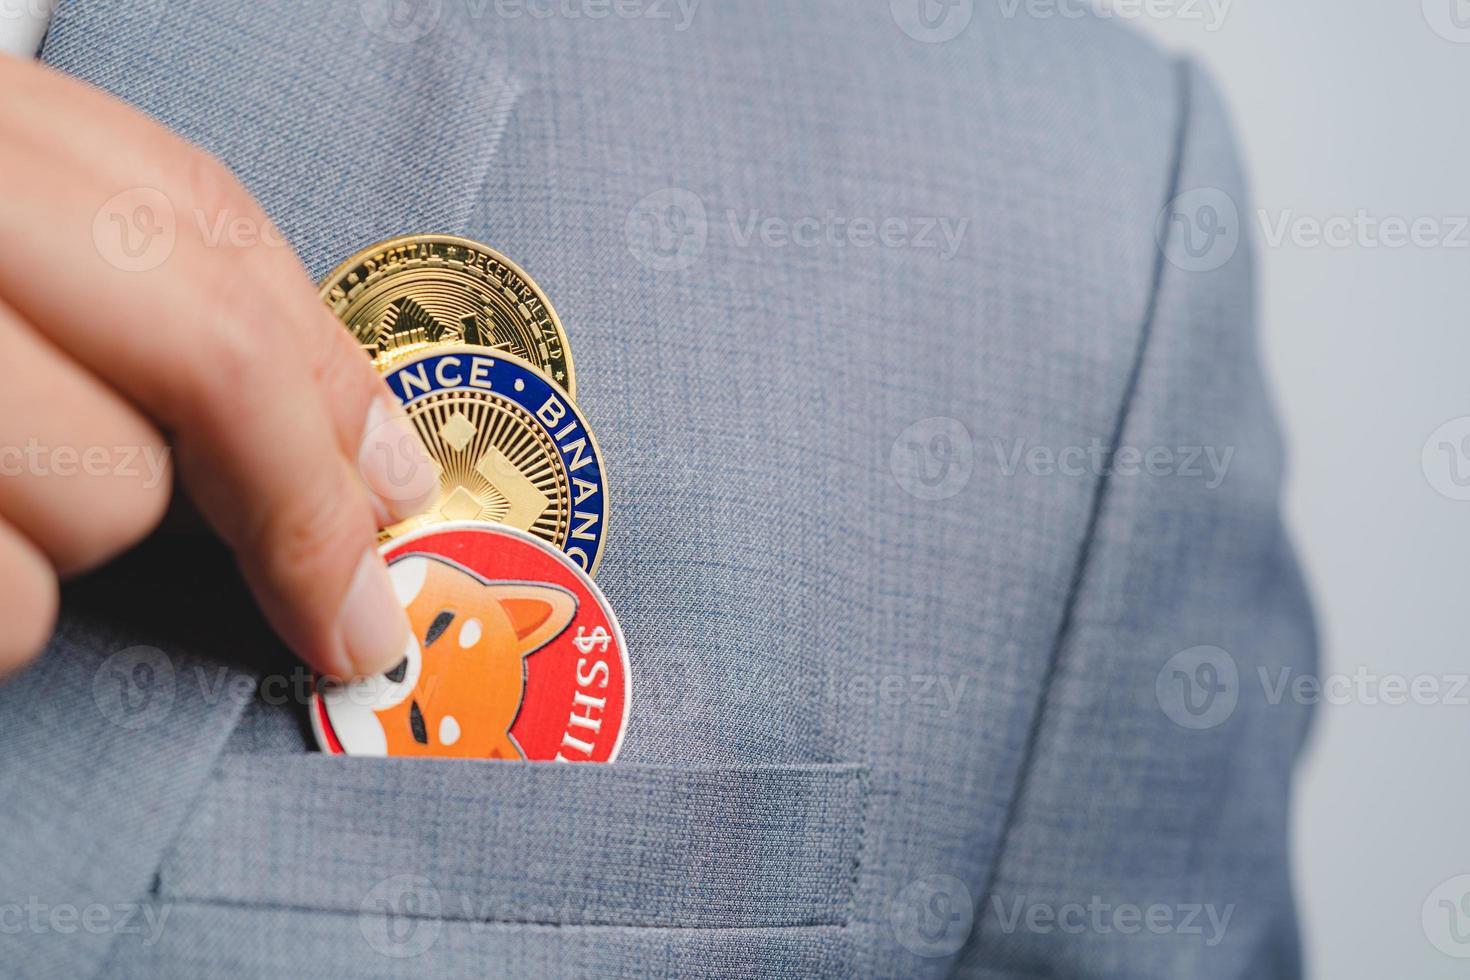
[319,234,575,396]
[378,345,608,575]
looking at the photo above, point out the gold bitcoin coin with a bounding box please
[319,234,575,396]
[377,346,608,575]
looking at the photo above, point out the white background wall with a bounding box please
[1116,2,1470,976]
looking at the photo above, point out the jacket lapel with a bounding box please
[0,544,257,979]
[0,2,524,974]
[40,0,522,279]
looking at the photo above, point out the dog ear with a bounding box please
[387,555,433,607]
[485,584,579,656]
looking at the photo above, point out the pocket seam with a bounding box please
[162,757,873,930]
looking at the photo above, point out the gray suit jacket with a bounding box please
[0,1,1315,977]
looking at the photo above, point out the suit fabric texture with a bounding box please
[0,1,1316,976]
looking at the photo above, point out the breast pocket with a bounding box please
[158,755,870,930]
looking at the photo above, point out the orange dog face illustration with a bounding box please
[320,553,577,759]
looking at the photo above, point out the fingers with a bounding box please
[0,300,172,576]
[0,513,59,678]
[169,348,417,678]
[0,62,436,523]
[0,62,420,495]
[0,57,436,678]
[314,318,440,524]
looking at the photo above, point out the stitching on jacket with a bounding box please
[841,765,873,929]
[954,56,1199,973]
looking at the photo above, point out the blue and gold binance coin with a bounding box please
[378,345,608,575]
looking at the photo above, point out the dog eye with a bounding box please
[409,701,429,745]
[383,658,408,683]
[424,610,456,647]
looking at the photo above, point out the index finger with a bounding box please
[0,60,437,677]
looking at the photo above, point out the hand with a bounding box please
[0,54,438,680]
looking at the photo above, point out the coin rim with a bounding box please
[378,343,610,577]
[317,233,577,398]
[309,521,631,762]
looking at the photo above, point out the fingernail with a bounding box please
[358,394,437,523]
[337,548,412,677]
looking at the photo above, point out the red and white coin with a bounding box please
[311,522,629,762]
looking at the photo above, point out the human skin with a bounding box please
[0,54,438,681]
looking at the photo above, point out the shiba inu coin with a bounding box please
[377,345,608,574]
[311,522,630,762]
[320,233,575,394]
